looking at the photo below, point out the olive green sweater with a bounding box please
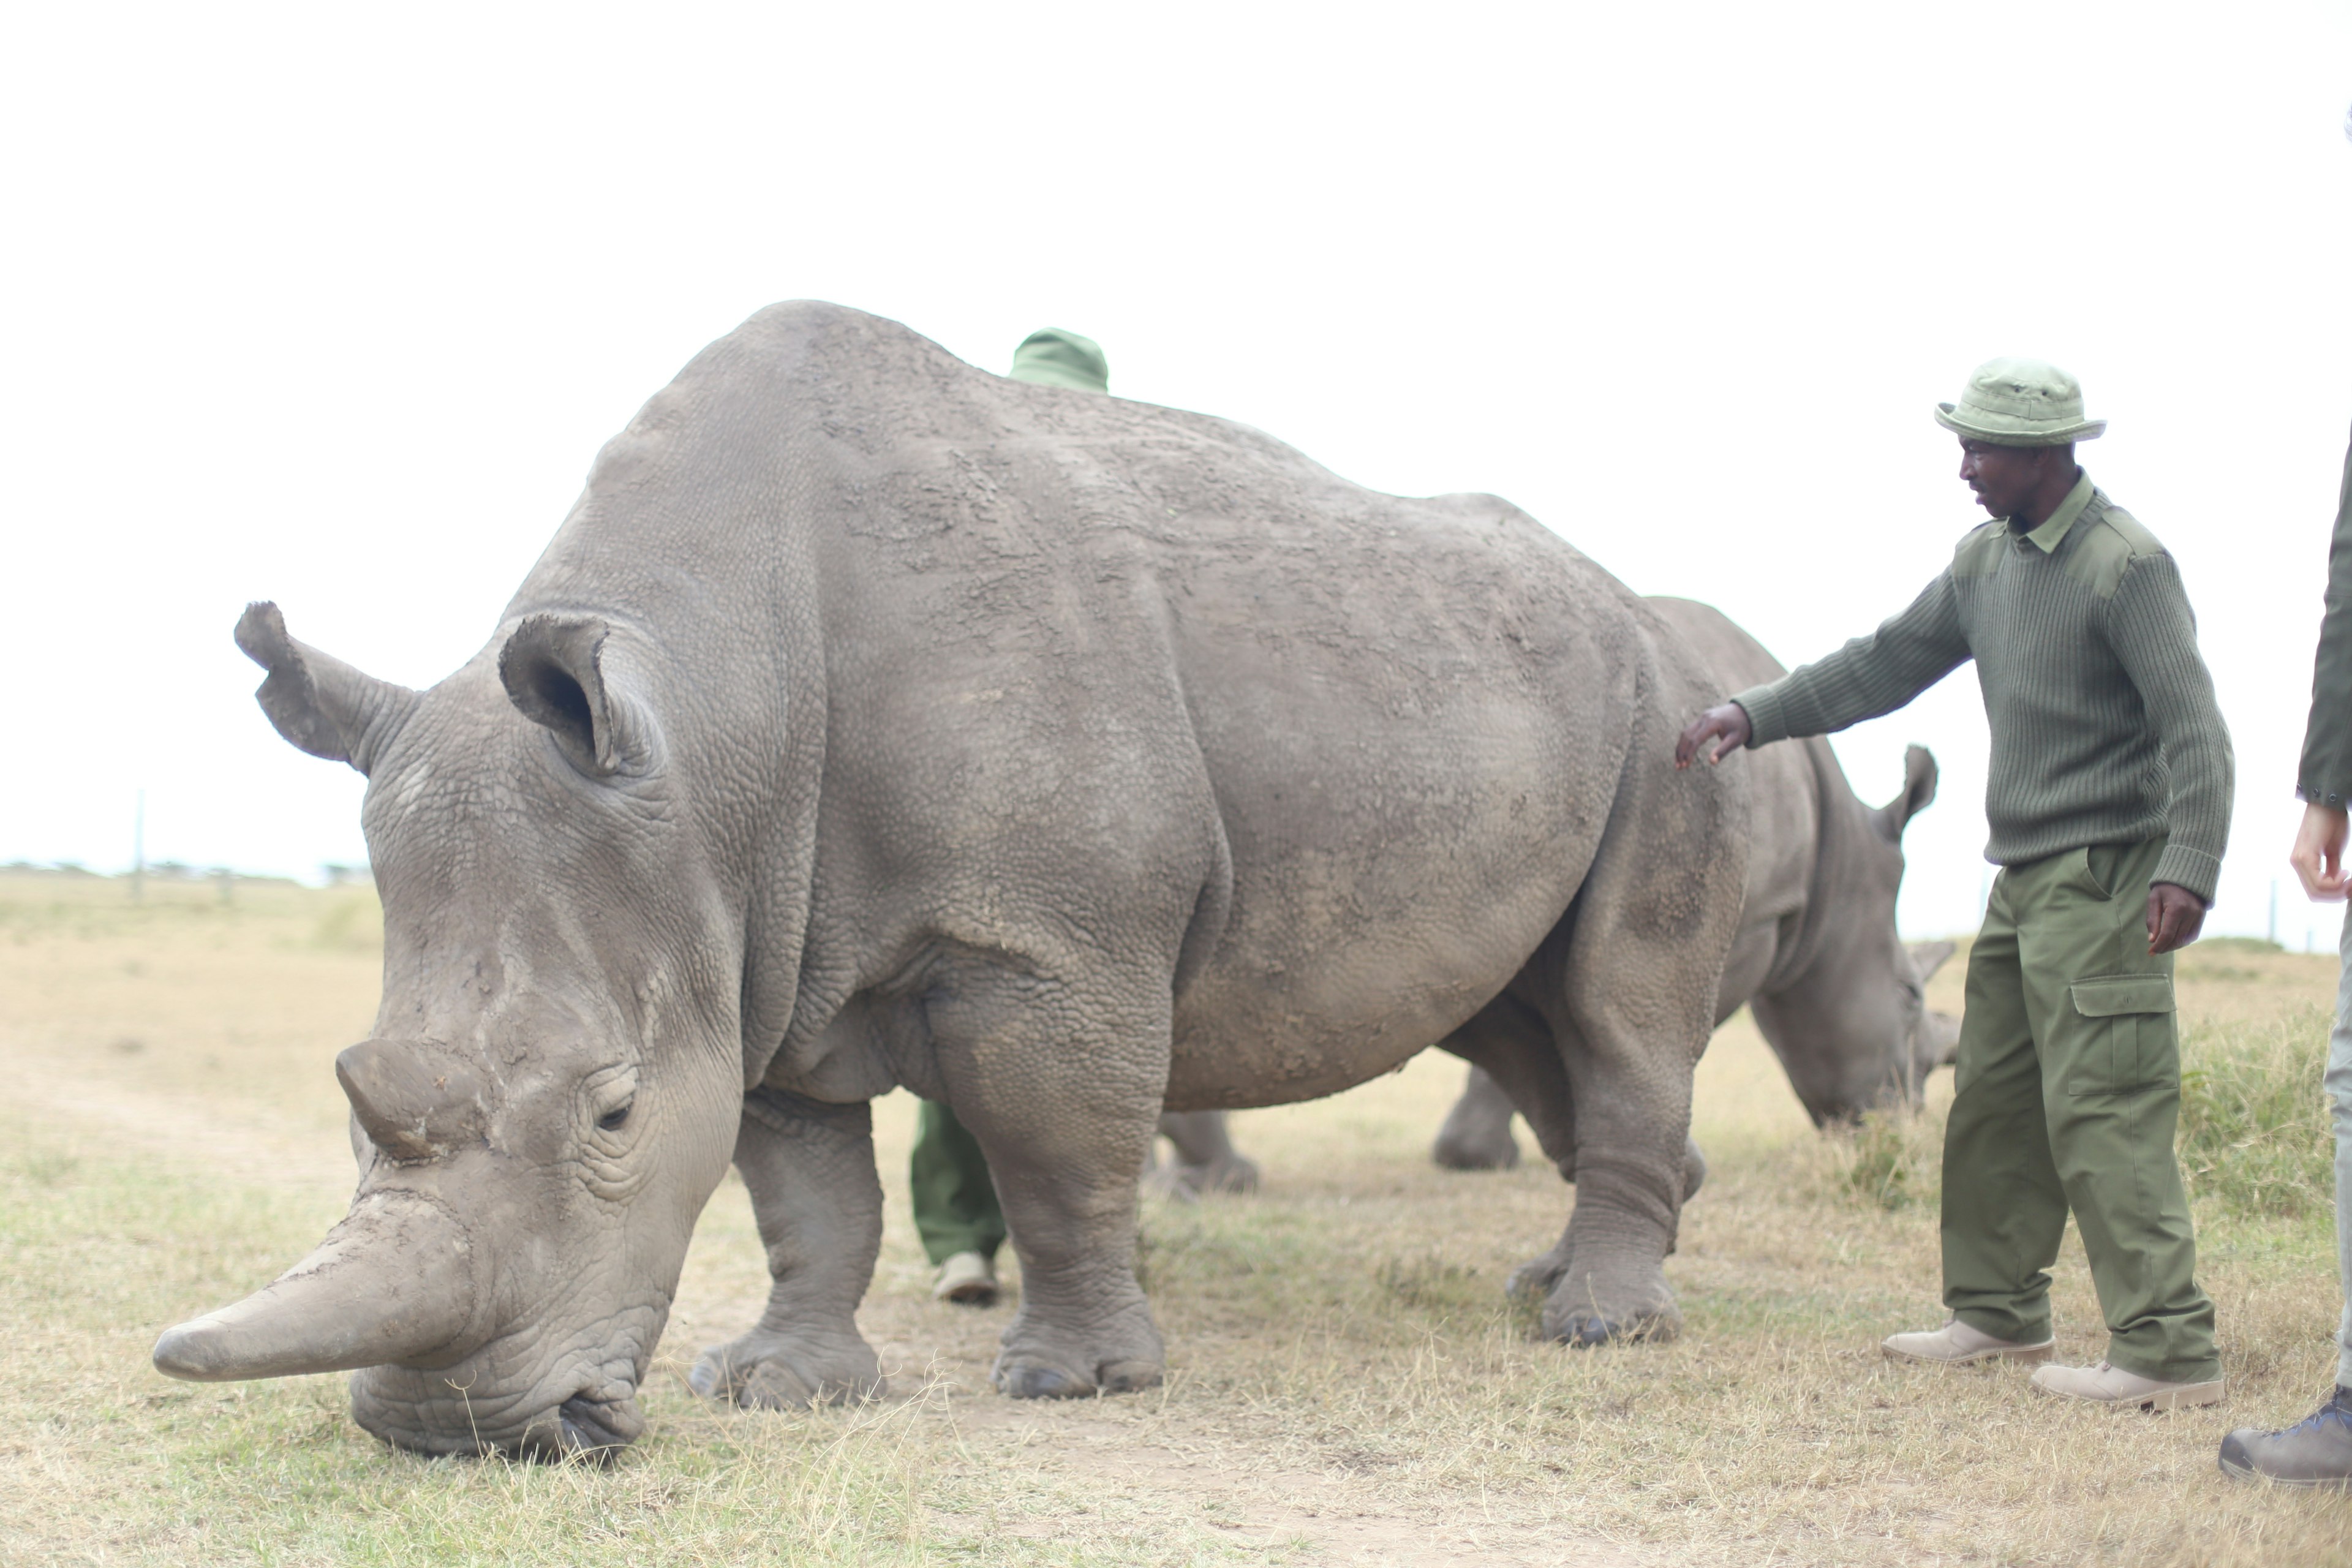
[2297,424,2352,807]
[1732,474,2233,902]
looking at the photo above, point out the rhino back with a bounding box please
[502,303,1657,1107]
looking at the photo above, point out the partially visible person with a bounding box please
[911,326,1110,1306]
[2219,411,2352,1486]
[1679,357,2233,1411]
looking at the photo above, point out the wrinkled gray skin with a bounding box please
[151,303,1747,1457]
[1434,598,1961,1175]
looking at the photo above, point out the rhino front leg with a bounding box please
[689,1089,885,1409]
[1145,1110,1261,1198]
[929,959,1167,1400]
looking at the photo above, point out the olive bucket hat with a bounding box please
[1932,356,2106,447]
[1008,327,1110,393]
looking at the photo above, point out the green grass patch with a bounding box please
[2179,1004,2334,1219]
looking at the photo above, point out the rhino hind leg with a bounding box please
[1431,1064,1524,1170]
[1144,1110,1261,1200]
[1512,706,1743,1349]
[690,1090,887,1410]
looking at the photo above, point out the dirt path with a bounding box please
[946,1401,1652,1567]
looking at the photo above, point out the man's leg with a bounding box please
[910,1100,1008,1300]
[1923,872,2068,1354]
[2218,905,2352,1480]
[2014,840,2219,1401]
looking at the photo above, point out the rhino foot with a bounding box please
[689,1330,884,1409]
[993,1357,1163,1399]
[991,1300,1164,1399]
[1539,1262,1681,1349]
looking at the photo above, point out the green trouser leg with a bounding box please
[1940,837,2219,1384]
[910,1099,1007,1267]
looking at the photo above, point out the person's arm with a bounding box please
[1721,570,1969,750]
[2105,553,2233,932]
[2293,426,2352,901]
[1678,569,1969,767]
[1678,570,1969,766]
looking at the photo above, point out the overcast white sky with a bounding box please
[4,1,2349,943]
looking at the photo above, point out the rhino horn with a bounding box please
[152,1191,477,1381]
[336,1039,491,1161]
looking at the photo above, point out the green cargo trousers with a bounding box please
[1941,837,2220,1384]
[910,1100,1007,1267]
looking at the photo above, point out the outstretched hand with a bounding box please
[1674,703,1752,769]
[2145,883,2204,955]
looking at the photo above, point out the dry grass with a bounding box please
[2,869,2350,1564]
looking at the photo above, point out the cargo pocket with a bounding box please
[2065,973,2177,1095]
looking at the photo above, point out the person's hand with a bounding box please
[2291,801,2351,902]
[2146,882,2205,954]
[1674,703,1752,769]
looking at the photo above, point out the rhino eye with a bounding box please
[597,1103,631,1132]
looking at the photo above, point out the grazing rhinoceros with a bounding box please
[1433,597,1960,1172]
[151,301,1747,1457]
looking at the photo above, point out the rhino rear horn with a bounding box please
[235,601,419,774]
[1876,745,1939,842]
[337,1039,491,1161]
[152,1190,478,1381]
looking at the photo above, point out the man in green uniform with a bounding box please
[911,326,1113,1306]
[1678,358,2233,1410]
[2219,412,2352,1483]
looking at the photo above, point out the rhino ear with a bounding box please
[1906,939,1958,985]
[1875,745,1939,842]
[499,614,649,778]
[234,602,418,775]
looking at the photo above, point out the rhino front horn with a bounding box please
[153,1191,478,1382]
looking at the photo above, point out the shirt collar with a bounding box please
[2013,470,2095,554]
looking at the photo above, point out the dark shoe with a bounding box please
[2219,1387,2352,1487]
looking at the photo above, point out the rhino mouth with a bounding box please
[352,1363,649,1461]
[521,1391,646,1461]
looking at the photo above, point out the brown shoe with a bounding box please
[1882,1319,2055,1365]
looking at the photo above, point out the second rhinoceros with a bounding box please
[153,301,1749,1457]
[1433,597,1959,1172]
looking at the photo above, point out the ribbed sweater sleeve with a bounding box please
[2297,426,2352,805]
[2106,552,2233,901]
[1729,570,1970,747]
